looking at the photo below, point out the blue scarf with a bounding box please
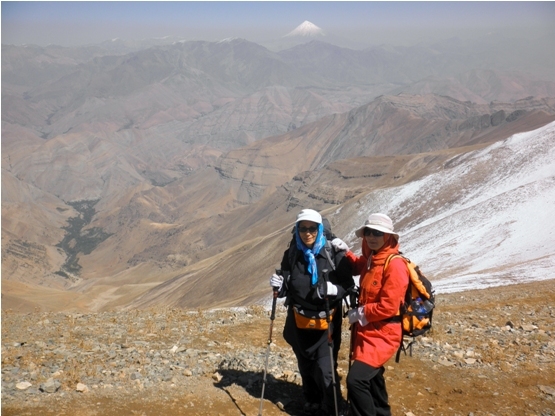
[295,223,327,287]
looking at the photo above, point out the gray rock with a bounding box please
[76,383,89,392]
[538,385,555,396]
[521,324,538,331]
[39,378,61,393]
[15,381,32,390]
[130,372,143,380]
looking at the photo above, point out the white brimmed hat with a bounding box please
[355,213,399,239]
[296,209,322,224]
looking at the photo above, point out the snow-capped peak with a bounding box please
[285,21,325,37]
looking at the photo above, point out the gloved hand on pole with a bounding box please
[348,306,368,326]
[269,273,284,291]
[317,280,338,299]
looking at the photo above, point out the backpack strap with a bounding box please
[322,240,336,272]
[384,253,404,270]
[288,244,300,272]
[395,337,417,363]
[387,254,431,301]
[384,253,409,304]
[384,253,410,363]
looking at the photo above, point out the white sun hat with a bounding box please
[355,213,399,239]
[296,209,322,224]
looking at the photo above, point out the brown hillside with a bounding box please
[3,90,555,312]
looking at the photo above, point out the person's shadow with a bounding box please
[214,367,306,415]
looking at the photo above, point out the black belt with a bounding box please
[382,316,402,323]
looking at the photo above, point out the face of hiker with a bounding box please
[298,220,319,248]
[363,227,386,252]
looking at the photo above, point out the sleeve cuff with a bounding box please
[358,306,369,326]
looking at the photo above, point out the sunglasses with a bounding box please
[298,226,318,234]
[363,228,385,237]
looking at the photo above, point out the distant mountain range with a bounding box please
[2,32,555,312]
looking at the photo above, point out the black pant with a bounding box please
[293,338,340,413]
[347,360,391,416]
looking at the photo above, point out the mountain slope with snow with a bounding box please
[285,21,325,37]
[338,121,555,293]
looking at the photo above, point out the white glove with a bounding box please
[317,281,338,299]
[348,306,368,326]
[331,238,349,252]
[270,273,284,290]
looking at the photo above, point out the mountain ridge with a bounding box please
[2,34,555,312]
[4,118,554,312]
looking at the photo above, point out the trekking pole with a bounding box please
[346,286,359,414]
[258,269,280,416]
[347,287,359,371]
[323,269,339,416]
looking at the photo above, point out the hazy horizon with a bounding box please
[2,1,555,48]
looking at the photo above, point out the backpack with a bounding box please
[384,254,435,362]
[322,218,336,240]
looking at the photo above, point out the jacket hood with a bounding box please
[362,233,400,259]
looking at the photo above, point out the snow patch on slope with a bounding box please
[343,121,555,293]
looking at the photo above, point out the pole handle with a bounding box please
[322,269,331,323]
[270,269,281,321]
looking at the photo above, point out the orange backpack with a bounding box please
[385,254,435,362]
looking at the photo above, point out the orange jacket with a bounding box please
[345,236,409,367]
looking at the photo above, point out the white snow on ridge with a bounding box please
[341,121,555,294]
[218,37,240,43]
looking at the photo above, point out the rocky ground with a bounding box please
[2,279,555,416]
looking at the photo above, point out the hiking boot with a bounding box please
[315,410,349,416]
[314,400,349,416]
[313,408,340,416]
[302,402,321,415]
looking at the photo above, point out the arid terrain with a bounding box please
[2,279,555,416]
[3,32,555,313]
[3,14,555,416]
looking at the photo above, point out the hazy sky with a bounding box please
[2,1,555,47]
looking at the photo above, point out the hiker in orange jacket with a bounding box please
[331,213,409,416]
